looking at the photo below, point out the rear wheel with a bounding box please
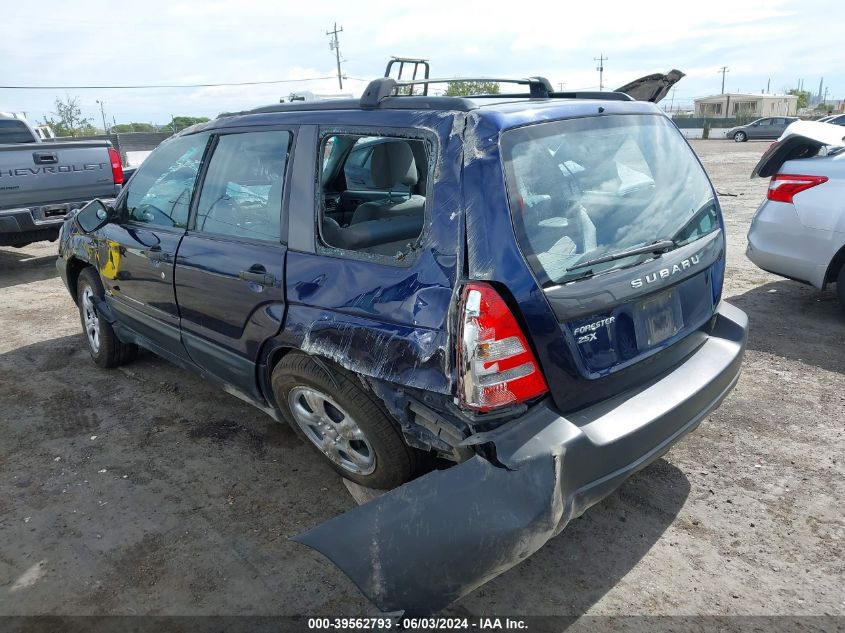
[272,352,417,489]
[734,131,747,142]
[837,264,845,312]
[77,268,137,368]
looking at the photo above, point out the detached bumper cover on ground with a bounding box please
[294,302,748,614]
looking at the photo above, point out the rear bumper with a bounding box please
[746,199,833,288]
[294,301,748,614]
[0,203,83,246]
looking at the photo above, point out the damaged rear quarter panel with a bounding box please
[263,110,465,395]
[461,110,581,396]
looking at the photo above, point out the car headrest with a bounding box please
[371,141,417,189]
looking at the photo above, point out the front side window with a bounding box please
[502,114,717,286]
[124,133,209,228]
[194,131,290,242]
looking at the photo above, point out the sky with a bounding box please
[1,0,843,127]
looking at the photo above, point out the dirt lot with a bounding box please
[0,140,843,620]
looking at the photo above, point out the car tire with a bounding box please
[77,267,138,369]
[734,131,747,142]
[837,264,845,312]
[272,352,417,489]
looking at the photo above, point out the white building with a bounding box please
[694,93,798,118]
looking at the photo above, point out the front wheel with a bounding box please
[272,353,417,489]
[734,131,747,142]
[77,268,137,368]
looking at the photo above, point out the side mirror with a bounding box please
[76,199,114,233]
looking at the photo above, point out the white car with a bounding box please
[746,121,845,309]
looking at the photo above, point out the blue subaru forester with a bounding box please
[57,76,747,613]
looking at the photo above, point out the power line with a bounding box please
[0,77,338,90]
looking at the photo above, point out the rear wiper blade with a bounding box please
[565,239,676,273]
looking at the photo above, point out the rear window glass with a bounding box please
[0,120,36,144]
[502,114,717,286]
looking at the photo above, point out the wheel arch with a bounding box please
[66,257,92,305]
[259,343,298,410]
[824,242,845,288]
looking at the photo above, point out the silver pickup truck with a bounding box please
[0,114,124,247]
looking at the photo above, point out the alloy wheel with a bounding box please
[81,286,100,353]
[287,386,376,476]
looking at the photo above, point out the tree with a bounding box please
[788,89,810,110]
[443,81,500,97]
[111,122,157,133]
[42,95,93,137]
[167,116,211,133]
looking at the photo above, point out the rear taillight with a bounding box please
[767,174,828,203]
[108,147,124,185]
[457,282,548,412]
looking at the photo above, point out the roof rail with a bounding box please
[360,76,555,107]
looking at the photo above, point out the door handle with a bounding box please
[32,151,58,164]
[239,266,276,285]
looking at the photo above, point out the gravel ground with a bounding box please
[0,140,842,620]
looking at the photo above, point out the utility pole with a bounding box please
[594,54,607,91]
[766,78,770,94]
[823,87,829,107]
[96,99,108,133]
[718,66,729,94]
[557,82,566,91]
[326,23,344,90]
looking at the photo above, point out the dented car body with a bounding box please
[57,76,747,612]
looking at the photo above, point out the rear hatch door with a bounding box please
[615,70,685,103]
[752,120,845,178]
[0,141,117,210]
[501,112,725,412]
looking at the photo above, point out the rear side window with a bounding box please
[502,114,717,286]
[194,131,290,242]
[317,132,430,262]
[124,133,209,228]
[0,120,36,143]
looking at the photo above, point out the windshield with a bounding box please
[502,114,718,286]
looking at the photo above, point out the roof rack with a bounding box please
[384,57,431,89]
[359,76,632,107]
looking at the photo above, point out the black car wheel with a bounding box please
[272,352,417,489]
[76,268,137,369]
[734,131,747,142]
